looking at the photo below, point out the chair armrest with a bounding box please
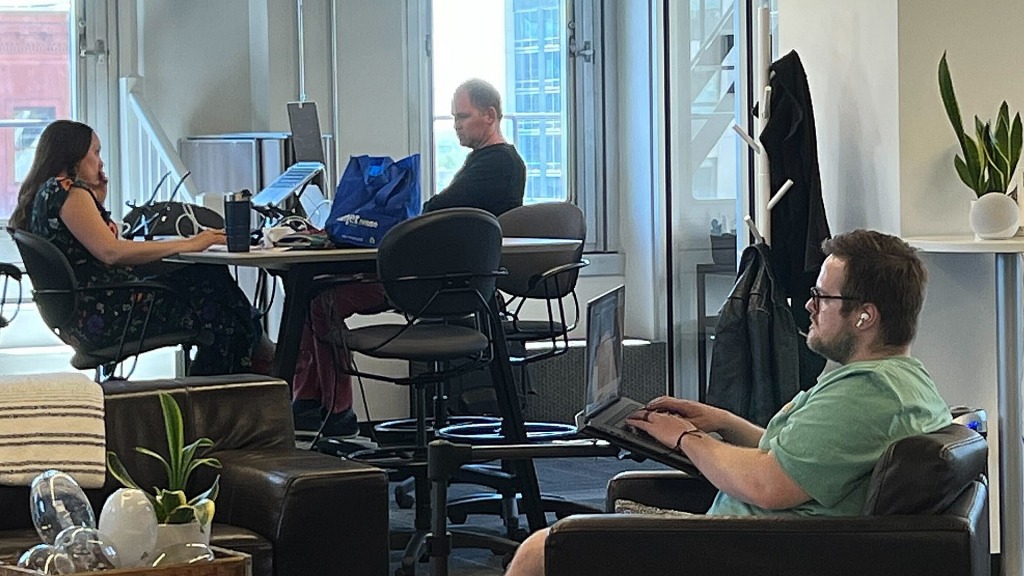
[547,510,988,576]
[212,449,390,576]
[605,470,717,513]
[527,259,589,292]
[0,263,21,281]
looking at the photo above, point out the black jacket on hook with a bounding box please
[758,49,830,391]
[706,243,801,427]
[759,50,831,299]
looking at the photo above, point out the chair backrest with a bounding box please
[377,207,502,319]
[862,423,987,515]
[9,228,78,331]
[497,202,586,298]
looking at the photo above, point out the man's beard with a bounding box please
[807,324,857,364]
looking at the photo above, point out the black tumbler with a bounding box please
[223,199,252,253]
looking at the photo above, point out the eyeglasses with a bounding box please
[809,286,861,310]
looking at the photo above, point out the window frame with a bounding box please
[415,0,615,255]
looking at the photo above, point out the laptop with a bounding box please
[576,286,700,475]
[251,101,329,227]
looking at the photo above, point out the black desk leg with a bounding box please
[273,266,315,386]
[486,298,547,532]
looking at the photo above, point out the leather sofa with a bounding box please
[0,375,390,576]
[544,423,990,576]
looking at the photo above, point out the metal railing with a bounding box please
[118,77,199,206]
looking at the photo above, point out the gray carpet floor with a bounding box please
[387,455,670,576]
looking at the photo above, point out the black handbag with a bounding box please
[122,201,224,239]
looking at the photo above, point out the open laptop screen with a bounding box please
[287,101,327,164]
[584,285,625,419]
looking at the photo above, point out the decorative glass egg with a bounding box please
[53,525,119,572]
[29,470,96,545]
[16,543,74,575]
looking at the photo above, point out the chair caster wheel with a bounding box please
[394,487,414,509]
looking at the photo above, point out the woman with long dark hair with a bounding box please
[11,120,271,375]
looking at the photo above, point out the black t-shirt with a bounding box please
[423,143,526,217]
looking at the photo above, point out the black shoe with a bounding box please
[292,399,324,431]
[321,408,359,437]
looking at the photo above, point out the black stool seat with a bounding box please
[346,324,489,361]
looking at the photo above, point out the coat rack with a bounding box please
[733,2,792,246]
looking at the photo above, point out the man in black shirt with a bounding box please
[423,78,526,217]
[292,78,525,437]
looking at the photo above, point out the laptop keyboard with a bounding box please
[605,400,644,429]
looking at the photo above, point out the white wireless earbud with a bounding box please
[856,312,870,327]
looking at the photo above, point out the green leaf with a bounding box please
[163,505,198,525]
[158,393,186,489]
[106,452,143,491]
[938,52,968,155]
[188,475,220,506]
[134,446,173,487]
[1010,113,1023,186]
[954,155,976,191]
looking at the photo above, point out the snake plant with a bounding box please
[939,51,1023,198]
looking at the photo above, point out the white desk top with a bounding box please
[905,234,1024,254]
[172,237,581,268]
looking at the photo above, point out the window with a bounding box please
[426,0,607,251]
[13,106,56,183]
[0,3,74,220]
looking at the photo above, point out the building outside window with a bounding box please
[432,0,568,205]
[0,3,72,220]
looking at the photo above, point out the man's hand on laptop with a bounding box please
[645,396,766,449]
[626,409,703,453]
[644,397,728,434]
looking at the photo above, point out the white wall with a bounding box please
[137,0,254,143]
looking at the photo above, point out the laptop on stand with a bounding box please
[576,286,700,475]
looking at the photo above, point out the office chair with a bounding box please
[335,208,519,576]
[0,262,22,331]
[436,202,594,538]
[8,228,205,381]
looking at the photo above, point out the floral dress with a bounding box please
[28,177,260,374]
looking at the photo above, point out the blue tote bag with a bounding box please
[326,154,422,247]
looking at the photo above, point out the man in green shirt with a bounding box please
[505,229,951,576]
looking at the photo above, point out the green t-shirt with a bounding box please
[707,356,951,517]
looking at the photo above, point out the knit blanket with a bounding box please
[0,373,106,488]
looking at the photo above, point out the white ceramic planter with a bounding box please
[153,521,210,553]
[970,193,1020,239]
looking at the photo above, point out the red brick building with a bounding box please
[0,10,70,218]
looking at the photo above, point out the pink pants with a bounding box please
[292,282,388,414]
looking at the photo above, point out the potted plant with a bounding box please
[939,52,1023,238]
[105,392,221,548]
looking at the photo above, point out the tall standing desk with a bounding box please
[905,235,1024,576]
[173,238,581,533]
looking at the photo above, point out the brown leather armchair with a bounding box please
[545,424,989,576]
[0,375,390,576]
